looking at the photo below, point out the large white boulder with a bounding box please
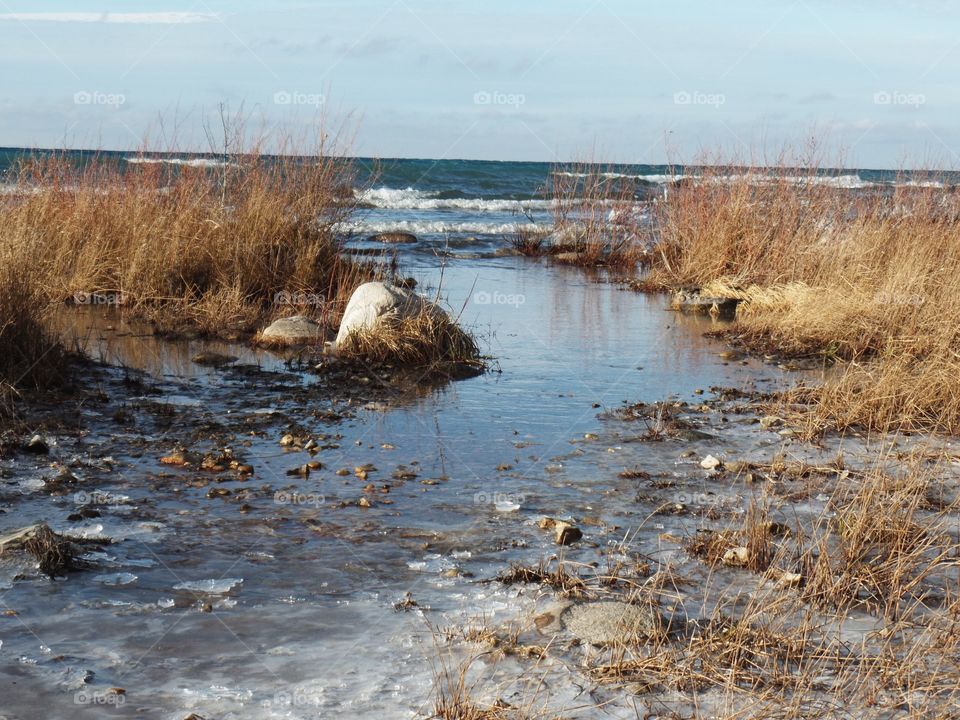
[334,282,435,349]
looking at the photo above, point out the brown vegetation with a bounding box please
[511,163,650,267]
[641,155,960,434]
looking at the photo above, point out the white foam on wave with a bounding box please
[125,157,234,169]
[557,170,874,188]
[335,219,544,236]
[357,186,555,212]
[556,171,952,190]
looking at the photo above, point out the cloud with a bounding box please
[0,12,217,24]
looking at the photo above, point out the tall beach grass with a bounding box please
[0,117,385,402]
[640,153,960,435]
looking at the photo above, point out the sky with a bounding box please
[0,0,958,168]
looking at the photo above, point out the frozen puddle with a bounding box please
[173,578,244,594]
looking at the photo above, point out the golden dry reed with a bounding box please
[0,118,382,389]
[645,150,960,434]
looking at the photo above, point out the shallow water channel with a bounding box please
[0,248,840,719]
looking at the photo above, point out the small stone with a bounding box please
[537,517,557,530]
[24,435,49,454]
[368,232,417,244]
[777,571,802,587]
[700,454,723,470]
[160,451,190,466]
[583,433,599,440]
[722,547,750,567]
[256,315,323,347]
[358,497,372,508]
[335,468,350,476]
[759,416,784,430]
[304,439,318,451]
[279,434,295,447]
[554,522,582,546]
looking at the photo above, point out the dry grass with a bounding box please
[0,258,68,400]
[512,162,649,267]
[440,450,960,718]
[495,559,586,597]
[638,152,960,434]
[0,120,381,340]
[335,303,483,373]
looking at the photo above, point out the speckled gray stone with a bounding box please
[560,601,664,644]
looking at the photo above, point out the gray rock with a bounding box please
[24,434,49,454]
[368,232,417,244]
[671,290,739,318]
[560,600,665,644]
[257,315,323,346]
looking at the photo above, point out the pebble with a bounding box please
[539,518,582,545]
[722,546,750,566]
[24,435,49,454]
[700,454,723,470]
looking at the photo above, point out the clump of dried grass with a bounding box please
[799,469,954,618]
[495,559,586,597]
[335,305,483,373]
